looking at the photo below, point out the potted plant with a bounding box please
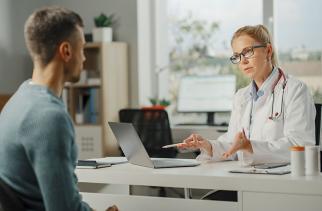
[92,13,115,42]
[142,98,171,110]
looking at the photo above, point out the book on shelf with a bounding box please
[77,88,101,124]
[62,87,101,124]
[83,88,100,124]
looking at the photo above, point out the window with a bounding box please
[162,0,322,125]
[275,0,322,103]
[167,0,262,124]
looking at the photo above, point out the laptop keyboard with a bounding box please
[152,159,198,168]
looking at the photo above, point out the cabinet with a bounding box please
[63,42,128,159]
[243,192,322,211]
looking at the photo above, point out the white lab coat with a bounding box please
[198,68,316,164]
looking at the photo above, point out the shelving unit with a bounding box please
[63,42,128,159]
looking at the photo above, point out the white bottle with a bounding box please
[290,146,305,177]
[305,145,320,176]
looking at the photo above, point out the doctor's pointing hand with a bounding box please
[177,24,316,165]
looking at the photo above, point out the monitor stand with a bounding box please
[175,112,229,126]
[206,112,229,126]
[206,112,215,126]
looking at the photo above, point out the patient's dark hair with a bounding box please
[24,6,84,66]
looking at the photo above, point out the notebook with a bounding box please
[77,159,128,169]
[77,160,111,169]
[229,165,291,175]
[108,122,200,169]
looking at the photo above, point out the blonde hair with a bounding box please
[231,24,278,66]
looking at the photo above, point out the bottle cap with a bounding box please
[290,146,305,151]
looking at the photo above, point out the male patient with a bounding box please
[0,6,118,211]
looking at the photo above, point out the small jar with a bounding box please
[290,146,305,177]
[305,145,320,176]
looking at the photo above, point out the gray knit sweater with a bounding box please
[0,80,91,211]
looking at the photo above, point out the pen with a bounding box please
[162,143,179,148]
[242,128,246,138]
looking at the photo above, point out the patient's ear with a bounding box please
[58,41,72,62]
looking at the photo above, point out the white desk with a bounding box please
[76,158,322,211]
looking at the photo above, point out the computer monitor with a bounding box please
[177,75,236,125]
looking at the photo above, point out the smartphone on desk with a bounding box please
[253,163,290,169]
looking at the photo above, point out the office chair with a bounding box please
[0,178,24,211]
[314,103,321,172]
[119,108,180,197]
[315,103,321,146]
[119,108,177,158]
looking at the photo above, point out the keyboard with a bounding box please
[151,158,200,168]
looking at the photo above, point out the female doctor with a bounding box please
[177,24,316,164]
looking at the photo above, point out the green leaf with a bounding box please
[149,98,158,106]
[159,99,171,106]
[94,13,114,27]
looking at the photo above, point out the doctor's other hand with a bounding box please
[106,205,119,211]
[177,134,213,156]
[222,131,253,159]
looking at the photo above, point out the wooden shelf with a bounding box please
[64,82,101,88]
[74,123,101,127]
[62,42,129,158]
[85,42,101,48]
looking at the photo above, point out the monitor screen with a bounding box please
[177,75,236,113]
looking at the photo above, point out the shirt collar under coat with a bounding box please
[239,66,282,107]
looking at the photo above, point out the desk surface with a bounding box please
[76,157,322,196]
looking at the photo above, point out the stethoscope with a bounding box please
[268,68,287,120]
[248,68,287,138]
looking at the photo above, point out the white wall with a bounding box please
[0,0,140,107]
[0,0,49,93]
[54,0,139,106]
[137,0,169,106]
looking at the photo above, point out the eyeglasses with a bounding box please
[230,44,267,64]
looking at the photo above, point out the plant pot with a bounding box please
[92,27,113,42]
[142,105,166,110]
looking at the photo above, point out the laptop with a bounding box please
[108,122,200,169]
